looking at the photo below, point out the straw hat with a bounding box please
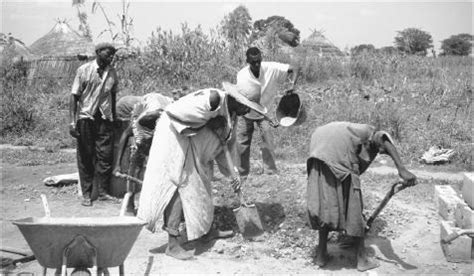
[222,82,267,116]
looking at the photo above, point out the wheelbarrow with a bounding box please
[12,194,146,276]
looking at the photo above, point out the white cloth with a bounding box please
[43,173,79,186]
[137,88,236,241]
[131,93,173,144]
[237,61,289,120]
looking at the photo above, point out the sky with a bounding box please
[1,0,473,52]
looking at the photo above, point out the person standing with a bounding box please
[137,82,266,260]
[69,42,119,207]
[306,122,417,271]
[236,47,299,176]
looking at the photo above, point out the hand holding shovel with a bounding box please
[213,130,264,238]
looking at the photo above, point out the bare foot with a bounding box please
[314,253,331,267]
[165,245,194,260]
[357,255,379,272]
[202,229,234,242]
[313,245,330,267]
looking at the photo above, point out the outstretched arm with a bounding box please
[286,64,300,94]
[379,137,417,186]
[113,125,133,176]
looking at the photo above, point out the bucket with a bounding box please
[275,93,306,127]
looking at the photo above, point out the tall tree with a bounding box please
[251,15,300,47]
[394,28,433,56]
[220,5,252,63]
[220,5,252,47]
[441,33,473,56]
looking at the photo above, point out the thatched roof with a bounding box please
[0,33,36,63]
[29,20,95,58]
[301,30,345,56]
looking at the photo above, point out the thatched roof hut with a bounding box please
[30,20,95,58]
[300,30,345,57]
[27,20,95,82]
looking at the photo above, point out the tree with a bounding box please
[441,33,473,56]
[350,44,376,56]
[220,5,252,62]
[394,28,433,56]
[379,46,399,55]
[251,15,300,47]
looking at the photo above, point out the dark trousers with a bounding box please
[163,191,184,236]
[76,117,114,200]
[237,116,277,176]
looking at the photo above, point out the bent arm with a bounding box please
[138,109,163,130]
[287,64,300,91]
[113,125,133,174]
[380,138,417,185]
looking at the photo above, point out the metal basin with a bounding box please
[13,216,146,268]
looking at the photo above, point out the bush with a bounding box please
[1,56,36,135]
[1,26,471,170]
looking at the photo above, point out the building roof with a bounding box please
[29,20,95,58]
[301,30,345,56]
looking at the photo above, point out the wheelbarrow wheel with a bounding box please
[71,267,92,276]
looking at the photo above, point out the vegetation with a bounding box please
[1,6,472,170]
[441,33,473,56]
[251,15,300,47]
[395,28,433,56]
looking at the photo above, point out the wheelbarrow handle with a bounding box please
[365,181,408,232]
[40,194,51,217]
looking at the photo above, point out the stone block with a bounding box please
[440,220,472,262]
[435,185,464,221]
[454,202,474,229]
[462,172,474,208]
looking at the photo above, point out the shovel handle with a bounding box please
[366,181,407,231]
[212,129,247,205]
[115,172,143,185]
[262,114,279,128]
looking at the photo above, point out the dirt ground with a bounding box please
[1,156,472,275]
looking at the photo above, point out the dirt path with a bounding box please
[1,159,471,275]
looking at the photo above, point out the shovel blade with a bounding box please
[233,205,264,238]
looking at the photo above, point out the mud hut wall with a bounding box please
[26,57,90,83]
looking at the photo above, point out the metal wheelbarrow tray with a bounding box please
[13,215,146,273]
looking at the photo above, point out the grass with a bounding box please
[1,29,472,170]
[0,148,75,166]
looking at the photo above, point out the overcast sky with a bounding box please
[1,0,472,51]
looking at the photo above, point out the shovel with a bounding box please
[365,181,409,232]
[215,131,264,238]
[114,172,143,216]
